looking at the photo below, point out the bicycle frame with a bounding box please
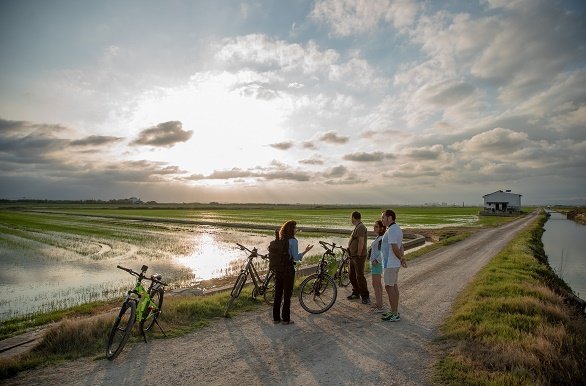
[225,244,276,317]
[236,243,272,296]
[106,264,167,360]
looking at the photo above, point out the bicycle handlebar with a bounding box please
[319,240,348,254]
[116,265,168,286]
[235,243,267,259]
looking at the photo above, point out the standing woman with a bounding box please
[369,220,386,313]
[273,220,313,325]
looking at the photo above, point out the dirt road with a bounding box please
[6,213,537,386]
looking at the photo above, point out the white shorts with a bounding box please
[384,267,400,286]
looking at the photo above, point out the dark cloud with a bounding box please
[263,171,310,181]
[70,135,124,147]
[0,120,68,164]
[343,151,390,162]
[302,141,317,150]
[323,165,347,178]
[299,156,324,165]
[206,168,254,179]
[403,145,444,161]
[270,141,294,150]
[130,121,193,148]
[318,131,349,144]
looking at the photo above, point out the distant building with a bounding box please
[482,190,522,215]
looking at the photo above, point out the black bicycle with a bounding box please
[106,265,167,360]
[323,241,351,287]
[298,241,339,314]
[224,243,276,317]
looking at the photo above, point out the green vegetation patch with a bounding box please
[434,214,586,385]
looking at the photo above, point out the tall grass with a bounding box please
[434,214,586,385]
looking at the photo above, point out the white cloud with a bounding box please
[310,0,418,36]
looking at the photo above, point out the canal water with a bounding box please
[542,211,586,300]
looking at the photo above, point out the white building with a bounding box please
[483,190,522,213]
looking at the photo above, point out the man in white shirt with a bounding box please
[380,209,405,322]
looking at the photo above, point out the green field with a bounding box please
[2,203,513,229]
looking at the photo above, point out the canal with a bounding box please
[542,211,586,300]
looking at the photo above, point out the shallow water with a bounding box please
[0,222,345,321]
[542,211,586,299]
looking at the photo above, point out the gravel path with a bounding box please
[6,213,537,386]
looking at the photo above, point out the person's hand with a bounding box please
[372,259,379,266]
[400,258,407,268]
[305,244,314,253]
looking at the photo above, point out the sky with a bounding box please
[0,0,585,205]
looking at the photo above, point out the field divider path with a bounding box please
[4,212,539,385]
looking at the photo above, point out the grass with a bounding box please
[0,286,266,380]
[433,213,586,385]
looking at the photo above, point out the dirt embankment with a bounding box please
[566,207,586,225]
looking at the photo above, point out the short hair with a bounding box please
[383,209,396,221]
[351,211,361,220]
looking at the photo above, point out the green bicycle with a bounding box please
[106,264,168,360]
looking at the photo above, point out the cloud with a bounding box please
[343,151,388,162]
[302,141,317,150]
[451,128,528,156]
[299,156,324,165]
[70,135,124,147]
[130,121,193,148]
[323,165,348,178]
[270,141,294,150]
[310,0,419,36]
[318,130,349,144]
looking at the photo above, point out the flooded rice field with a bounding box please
[0,211,348,321]
[0,207,484,321]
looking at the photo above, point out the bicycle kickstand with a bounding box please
[155,319,167,337]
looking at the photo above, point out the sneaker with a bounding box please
[382,310,393,317]
[382,312,401,322]
[370,306,385,314]
[361,297,371,305]
[347,293,360,300]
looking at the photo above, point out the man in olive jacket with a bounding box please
[347,211,370,304]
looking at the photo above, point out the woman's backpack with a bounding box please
[268,238,290,272]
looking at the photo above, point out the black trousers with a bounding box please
[273,265,295,322]
[349,255,369,299]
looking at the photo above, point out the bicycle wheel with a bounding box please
[106,300,136,360]
[338,259,351,287]
[141,288,164,333]
[263,271,276,305]
[224,272,247,317]
[298,273,337,314]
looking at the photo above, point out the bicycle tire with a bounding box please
[141,288,164,333]
[106,300,136,360]
[298,273,337,314]
[338,259,351,287]
[224,272,247,317]
[263,271,276,305]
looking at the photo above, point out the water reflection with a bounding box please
[543,211,586,299]
[172,228,348,282]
